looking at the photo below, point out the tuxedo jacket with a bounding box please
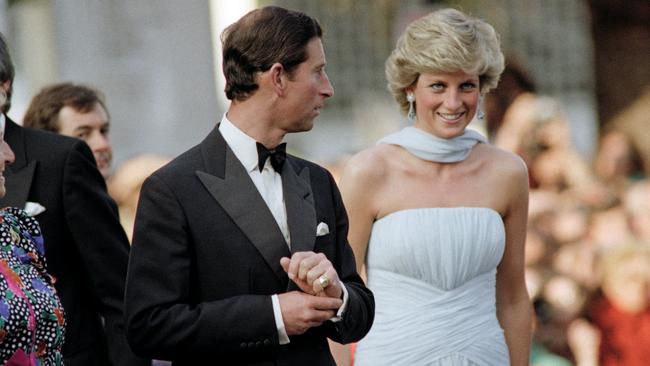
[0,118,149,366]
[125,126,375,365]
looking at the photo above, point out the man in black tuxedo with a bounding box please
[0,33,149,366]
[124,6,374,365]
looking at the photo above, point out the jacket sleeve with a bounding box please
[62,140,149,366]
[124,173,279,360]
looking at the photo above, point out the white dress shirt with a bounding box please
[218,115,347,345]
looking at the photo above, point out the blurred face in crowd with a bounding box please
[58,102,112,179]
[551,206,588,244]
[624,182,650,242]
[543,274,586,321]
[409,70,480,139]
[534,116,571,150]
[595,131,637,181]
[531,151,564,191]
[0,118,15,198]
[589,207,633,250]
[603,255,650,314]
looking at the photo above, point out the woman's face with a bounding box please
[409,70,480,139]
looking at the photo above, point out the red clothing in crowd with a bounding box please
[590,297,650,366]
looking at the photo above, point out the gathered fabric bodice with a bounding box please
[354,207,509,365]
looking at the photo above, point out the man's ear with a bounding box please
[268,62,287,96]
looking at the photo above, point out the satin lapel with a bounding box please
[282,159,316,292]
[282,158,317,255]
[1,118,35,208]
[196,135,290,285]
[1,161,36,208]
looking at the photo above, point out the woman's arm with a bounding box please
[338,150,384,275]
[495,155,533,366]
[329,150,383,364]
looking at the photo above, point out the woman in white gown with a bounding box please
[339,8,532,366]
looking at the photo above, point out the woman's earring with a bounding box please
[407,93,415,121]
[477,95,485,120]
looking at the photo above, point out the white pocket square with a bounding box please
[24,201,46,217]
[316,222,329,236]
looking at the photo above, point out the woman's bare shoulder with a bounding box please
[340,144,397,184]
[477,143,528,178]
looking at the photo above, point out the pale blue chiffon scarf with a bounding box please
[377,127,487,163]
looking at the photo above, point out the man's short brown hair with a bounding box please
[221,6,323,101]
[23,83,108,132]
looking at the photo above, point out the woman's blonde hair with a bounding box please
[386,8,505,115]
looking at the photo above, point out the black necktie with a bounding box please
[256,142,287,173]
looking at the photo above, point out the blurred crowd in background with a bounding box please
[482,62,650,366]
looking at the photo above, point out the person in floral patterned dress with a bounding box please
[0,102,65,364]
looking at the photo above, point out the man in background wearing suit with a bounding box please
[124,6,374,365]
[22,82,113,180]
[0,32,149,366]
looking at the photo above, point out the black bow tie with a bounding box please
[256,142,287,173]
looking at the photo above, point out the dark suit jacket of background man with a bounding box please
[0,118,149,366]
[125,126,375,365]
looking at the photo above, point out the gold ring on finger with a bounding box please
[318,275,330,288]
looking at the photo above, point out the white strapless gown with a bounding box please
[354,207,509,365]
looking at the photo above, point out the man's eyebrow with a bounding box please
[72,125,92,133]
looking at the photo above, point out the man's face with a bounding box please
[279,37,334,133]
[58,102,112,179]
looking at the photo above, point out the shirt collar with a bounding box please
[218,114,260,173]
